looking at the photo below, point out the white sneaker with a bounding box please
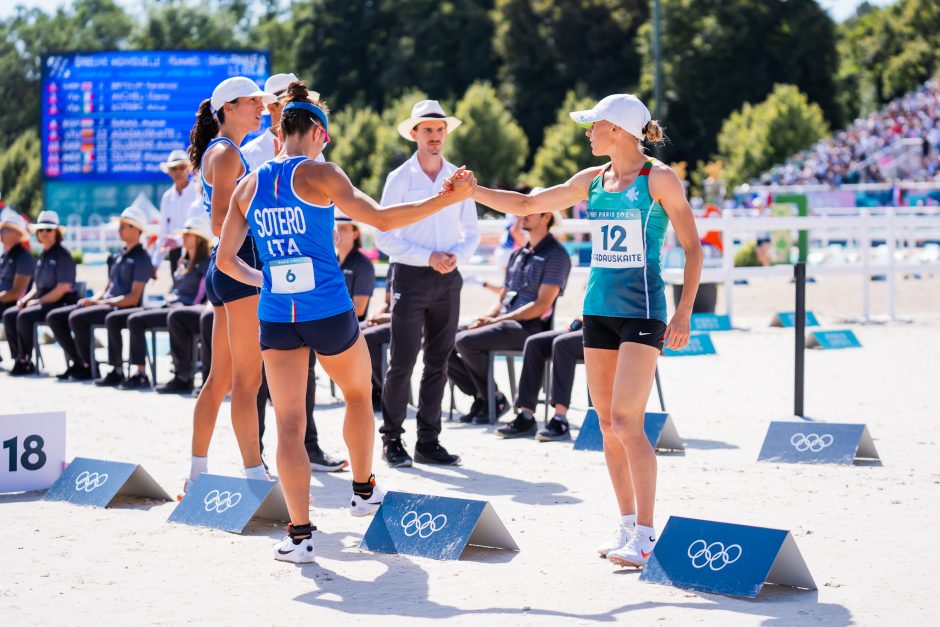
[350,484,385,517]
[598,523,634,557]
[273,535,316,563]
[608,527,656,568]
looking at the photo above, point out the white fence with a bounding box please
[64,208,940,321]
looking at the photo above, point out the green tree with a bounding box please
[448,82,528,188]
[523,91,603,188]
[328,106,382,191]
[713,84,829,186]
[492,0,648,153]
[0,129,43,217]
[637,0,839,166]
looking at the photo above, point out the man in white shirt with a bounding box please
[242,72,326,170]
[152,149,198,275]
[375,100,480,467]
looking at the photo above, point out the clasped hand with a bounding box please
[440,166,476,199]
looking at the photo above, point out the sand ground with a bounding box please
[1,272,938,626]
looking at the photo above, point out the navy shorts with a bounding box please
[260,308,360,355]
[205,243,261,307]
[582,315,666,351]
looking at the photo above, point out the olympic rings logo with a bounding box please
[687,539,743,571]
[790,433,834,452]
[74,471,109,492]
[204,489,242,514]
[400,510,447,538]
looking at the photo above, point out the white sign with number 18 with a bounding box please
[0,411,66,493]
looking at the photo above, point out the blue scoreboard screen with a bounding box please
[41,50,269,182]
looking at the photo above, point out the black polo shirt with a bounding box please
[502,233,571,315]
[0,244,35,292]
[340,249,376,322]
[170,256,210,306]
[34,243,76,298]
[103,243,153,304]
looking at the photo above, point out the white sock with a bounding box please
[244,464,268,480]
[621,514,637,528]
[189,456,208,482]
[636,524,656,541]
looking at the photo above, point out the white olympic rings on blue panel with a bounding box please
[400,510,448,538]
[687,539,743,571]
[204,489,242,513]
[74,470,109,492]
[790,432,834,452]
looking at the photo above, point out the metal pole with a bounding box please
[652,0,663,120]
[860,209,870,321]
[794,262,806,418]
[887,208,897,320]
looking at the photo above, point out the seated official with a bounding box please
[4,211,77,375]
[0,209,36,345]
[116,217,211,390]
[155,304,213,394]
[47,206,154,381]
[497,320,584,440]
[361,265,393,412]
[449,210,571,424]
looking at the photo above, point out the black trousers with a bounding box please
[46,304,115,367]
[449,319,545,400]
[104,307,144,368]
[380,264,461,445]
[126,308,171,366]
[257,352,319,458]
[515,328,584,410]
[0,302,15,360]
[3,297,76,362]
[361,321,391,398]
[166,305,212,381]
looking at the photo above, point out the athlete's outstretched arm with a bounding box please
[320,163,476,232]
[471,166,601,216]
[651,165,702,351]
[216,175,263,287]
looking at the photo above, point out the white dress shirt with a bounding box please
[152,179,198,267]
[375,152,479,267]
[243,128,326,171]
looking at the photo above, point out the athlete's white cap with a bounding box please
[210,77,276,113]
[264,73,299,96]
[569,94,652,139]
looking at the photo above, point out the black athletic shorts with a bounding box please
[260,308,360,355]
[582,315,666,351]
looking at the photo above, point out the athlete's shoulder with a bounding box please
[568,163,607,191]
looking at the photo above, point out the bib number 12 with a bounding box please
[3,435,47,471]
[600,224,629,252]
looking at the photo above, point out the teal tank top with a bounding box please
[583,160,670,322]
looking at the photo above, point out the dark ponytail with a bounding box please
[188,99,224,170]
[280,80,330,138]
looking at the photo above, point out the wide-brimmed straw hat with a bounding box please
[0,208,29,239]
[109,206,151,233]
[159,149,190,174]
[29,210,65,233]
[397,100,462,141]
[176,216,214,243]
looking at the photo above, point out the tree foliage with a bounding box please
[714,84,829,186]
[523,91,603,188]
[328,106,382,191]
[0,129,43,216]
[448,82,528,188]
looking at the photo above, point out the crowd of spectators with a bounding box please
[760,79,940,186]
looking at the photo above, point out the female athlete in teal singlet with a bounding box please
[469,94,703,569]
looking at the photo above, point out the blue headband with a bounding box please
[282,101,329,135]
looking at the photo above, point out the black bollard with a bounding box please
[794,262,806,418]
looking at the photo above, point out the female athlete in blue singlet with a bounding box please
[470,94,702,570]
[216,81,476,562]
[184,77,276,493]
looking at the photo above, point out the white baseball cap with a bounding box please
[210,77,276,113]
[569,94,652,139]
[264,73,299,95]
[397,100,462,141]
